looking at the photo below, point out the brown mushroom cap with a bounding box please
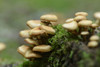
[40,25,55,34]
[74,16,86,21]
[75,12,88,16]
[17,45,30,56]
[40,14,58,22]
[25,38,39,45]
[29,29,45,36]
[65,18,74,23]
[19,30,30,38]
[33,45,51,52]
[88,41,98,48]
[90,35,99,41]
[0,43,6,51]
[26,20,41,28]
[24,50,42,59]
[94,12,100,19]
[91,23,99,28]
[80,31,89,35]
[62,21,78,31]
[78,20,92,27]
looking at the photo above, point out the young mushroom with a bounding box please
[0,43,6,52]
[33,45,51,52]
[94,12,100,26]
[62,21,78,31]
[25,38,39,45]
[26,20,41,29]
[19,30,30,38]
[24,50,42,59]
[75,12,88,16]
[40,14,58,26]
[89,35,99,41]
[40,25,55,35]
[80,31,89,41]
[17,45,30,56]
[87,41,98,48]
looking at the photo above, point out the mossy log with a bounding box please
[18,25,100,67]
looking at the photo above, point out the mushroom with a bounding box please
[17,45,30,56]
[25,38,39,45]
[78,20,92,27]
[33,45,51,52]
[19,30,30,38]
[91,23,99,29]
[75,12,88,16]
[0,43,6,52]
[40,14,58,26]
[90,35,99,41]
[78,20,92,32]
[94,12,100,26]
[80,31,89,41]
[26,20,41,28]
[29,29,45,36]
[62,21,78,31]
[65,18,74,23]
[24,50,42,59]
[80,31,89,35]
[74,16,86,22]
[87,41,98,48]
[40,25,55,34]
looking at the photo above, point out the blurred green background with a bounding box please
[0,0,100,65]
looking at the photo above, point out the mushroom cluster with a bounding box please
[17,14,57,59]
[62,12,99,48]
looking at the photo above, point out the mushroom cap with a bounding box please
[29,29,45,36]
[40,14,58,22]
[40,25,55,34]
[0,43,6,51]
[90,35,99,41]
[75,12,88,16]
[88,41,98,48]
[17,45,30,56]
[81,31,89,35]
[19,30,30,38]
[78,20,92,27]
[62,21,78,31]
[26,20,41,28]
[24,50,42,59]
[33,45,51,52]
[91,23,99,28]
[94,12,100,19]
[65,18,74,23]
[25,38,39,45]
[74,16,86,21]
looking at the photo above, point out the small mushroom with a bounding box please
[91,23,99,29]
[87,41,98,48]
[80,31,89,35]
[75,12,88,16]
[40,25,55,34]
[26,20,41,28]
[29,29,45,36]
[74,16,86,22]
[65,18,74,23]
[33,45,51,52]
[90,35,99,41]
[24,50,42,59]
[62,21,78,31]
[94,12,100,26]
[19,30,30,38]
[25,38,39,45]
[17,45,30,56]
[40,14,58,26]
[0,43,6,51]
[78,20,92,27]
